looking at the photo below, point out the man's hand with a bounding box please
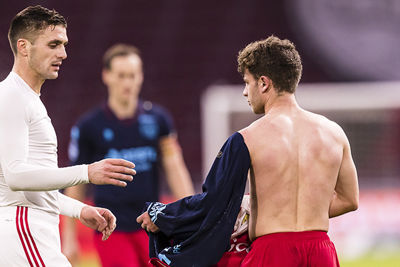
[136,212,160,233]
[88,158,136,187]
[80,206,117,241]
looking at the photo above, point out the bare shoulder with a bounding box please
[305,110,347,142]
[238,126,250,144]
[238,116,264,138]
[238,116,267,150]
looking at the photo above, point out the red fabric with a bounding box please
[148,233,250,267]
[213,232,250,267]
[241,231,340,267]
[93,229,149,267]
[15,207,35,267]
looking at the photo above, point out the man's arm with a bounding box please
[160,135,194,199]
[329,132,359,218]
[58,192,116,240]
[61,185,87,264]
[0,106,135,191]
[0,99,135,191]
[3,158,135,191]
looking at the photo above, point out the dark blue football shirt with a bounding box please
[68,100,174,231]
[145,132,251,267]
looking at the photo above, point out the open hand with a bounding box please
[88,158,136,187]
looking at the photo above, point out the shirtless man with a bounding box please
[237,36,359,266]
[138,36,359,267]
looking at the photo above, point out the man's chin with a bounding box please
[252,108,264,115]
[46,72,59,80]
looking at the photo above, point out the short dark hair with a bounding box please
[237,36,302,93]
[8,5,67,55]
[103,44,141,70]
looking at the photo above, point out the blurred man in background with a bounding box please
[138,35,359,267]
[62,44,194,267]
[0,6,135,267]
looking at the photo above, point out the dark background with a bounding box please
[0,0,396,188]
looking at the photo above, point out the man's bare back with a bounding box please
[240,96,358,241]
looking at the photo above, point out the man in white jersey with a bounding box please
[0,5,136,267]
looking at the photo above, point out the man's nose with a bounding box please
[242,88,248,97]
[58,46,67,60]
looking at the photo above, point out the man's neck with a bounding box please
[264,92,298,115]
[12,61,44,94]
[108,98,138,120]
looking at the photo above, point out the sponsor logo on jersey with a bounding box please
[70,126,80,140]
[105,146,157,172]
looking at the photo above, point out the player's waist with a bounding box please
[0,205,59,225]
[0,189,60,216]
[253,230,329,243]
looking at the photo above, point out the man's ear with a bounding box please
[16,39,29,57]
[102,69,110,85]
[260,76,270,93]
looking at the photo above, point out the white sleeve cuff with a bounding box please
[58,192,86,219]
[82,164,89,183]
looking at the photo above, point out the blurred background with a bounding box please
[1,0,399,266]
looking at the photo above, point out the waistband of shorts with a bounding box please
[0,205,59,224]
[254,231,329,243]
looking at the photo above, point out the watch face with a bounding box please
[285,0,400,81]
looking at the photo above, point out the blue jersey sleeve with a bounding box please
[153,105,175,137]
[144,132,250,267]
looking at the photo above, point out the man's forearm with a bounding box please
[164,156,194,199]
[3,164,89,191]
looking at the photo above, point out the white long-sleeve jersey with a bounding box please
[0,72,89,218]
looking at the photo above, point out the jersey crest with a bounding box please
[102,128,114,142]
[138,114,159,140]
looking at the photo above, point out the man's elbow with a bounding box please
[347,197,359,212]
[7,181,24,191]
[5,174,26,191]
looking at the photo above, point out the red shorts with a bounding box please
[213,232,250,267]
[94,229,149,267]
[241,231,339,267]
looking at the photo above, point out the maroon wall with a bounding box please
[0,0,334,187]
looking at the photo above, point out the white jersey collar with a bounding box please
[9,71,41,97]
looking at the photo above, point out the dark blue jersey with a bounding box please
[68,100,174,231]
[145,132,250,267]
